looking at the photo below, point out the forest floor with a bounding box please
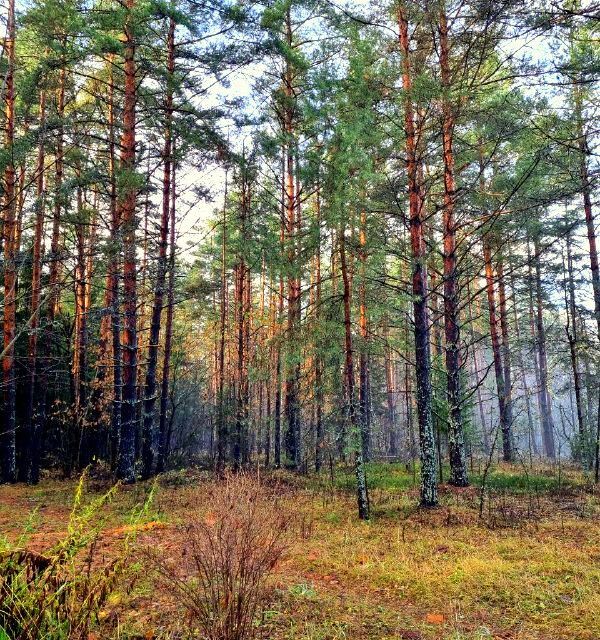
[1,462,599,640]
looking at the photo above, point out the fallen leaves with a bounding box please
[424,613,445,625]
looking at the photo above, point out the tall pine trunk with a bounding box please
[23,90,46,484]
[496,257,515,448]
[340,229,369,520]
[483,239,513,461]
[358,208,371,462]
[439,6,468,486]
[576,95,600,480]
[533,235,556,459]
[398,4,437,506]
[142,16,175,478]
[282,9,301,468]
[563,232,586,454]
[157,160,177,473]
[1,0,17,483]
[117,0,139,482]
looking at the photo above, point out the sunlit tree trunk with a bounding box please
[117,0,139,482]
[1,0,17,483]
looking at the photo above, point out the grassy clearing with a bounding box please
[1,464,599,640]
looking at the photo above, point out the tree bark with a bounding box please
[358,208,371,462]
[483,239,513,462]
[340,229,369,520]
[439,5,468,486]
[533,235,556,459]
[1,0,17,483]
[563,232,586,453]
[282,8,301,468]
[23,90,47,484]
[117,0,139,482]
[142,16,175,478]
[497,256,515,450]
[157,160,177,473]
[398,4,438,506]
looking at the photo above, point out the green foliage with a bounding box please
[0,473,150,640]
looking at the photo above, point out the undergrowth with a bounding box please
[0,472,154,640]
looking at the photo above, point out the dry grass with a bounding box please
[0,464,598,640]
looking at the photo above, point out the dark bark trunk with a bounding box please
[497,257,515,449]
[483,239,513,462]
[533,235,556,459]
[563,233,586,454]
[358,209,371,462]
[157,161,177,473]
[340,230,369,520]
[439,6,468,487]
[398,4,438,506]
[282,9,301,468]
[142,17,175,478]
[314,184,324,472]
[23,90,46,484]
[216,169,229,469]
[576,100,600,480]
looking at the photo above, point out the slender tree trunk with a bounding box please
[233,169,250,467]
[102,57,123,470]
[1,0,17,483]
[340,230,369,520]
[563,233,586,455]
[142,16,175,478]
[314,184,324,472]
[483,239,513,462]
[24,90,46,484]
[358,209,371,462]
[117,0,139,482]
[508,266,539,458]
[398,4,437,506]
[157,160,177,473]
[576,99,600,480]
[216,169,229,469]
[384,316,397,458]
[465,281,489,454]
[72,174,89,471]
[282,9,301,468]
[439,5,468,486]
[497,257,515,447]
[527,248,543,456]
[533,235,556,459]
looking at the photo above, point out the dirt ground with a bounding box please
[1,464,599,640]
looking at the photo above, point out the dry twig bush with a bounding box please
[151,472,289,640]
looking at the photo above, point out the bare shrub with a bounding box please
[152,472,290,640]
